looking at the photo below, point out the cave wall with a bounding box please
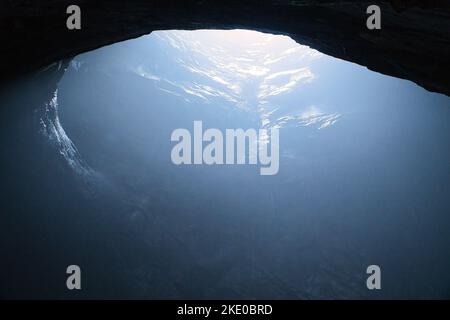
[0,0,449,95]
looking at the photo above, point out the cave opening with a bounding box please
[1,29,450,299]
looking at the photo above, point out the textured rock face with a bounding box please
[0,0,449,95]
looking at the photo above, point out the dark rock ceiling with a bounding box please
[0,0,449,95]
